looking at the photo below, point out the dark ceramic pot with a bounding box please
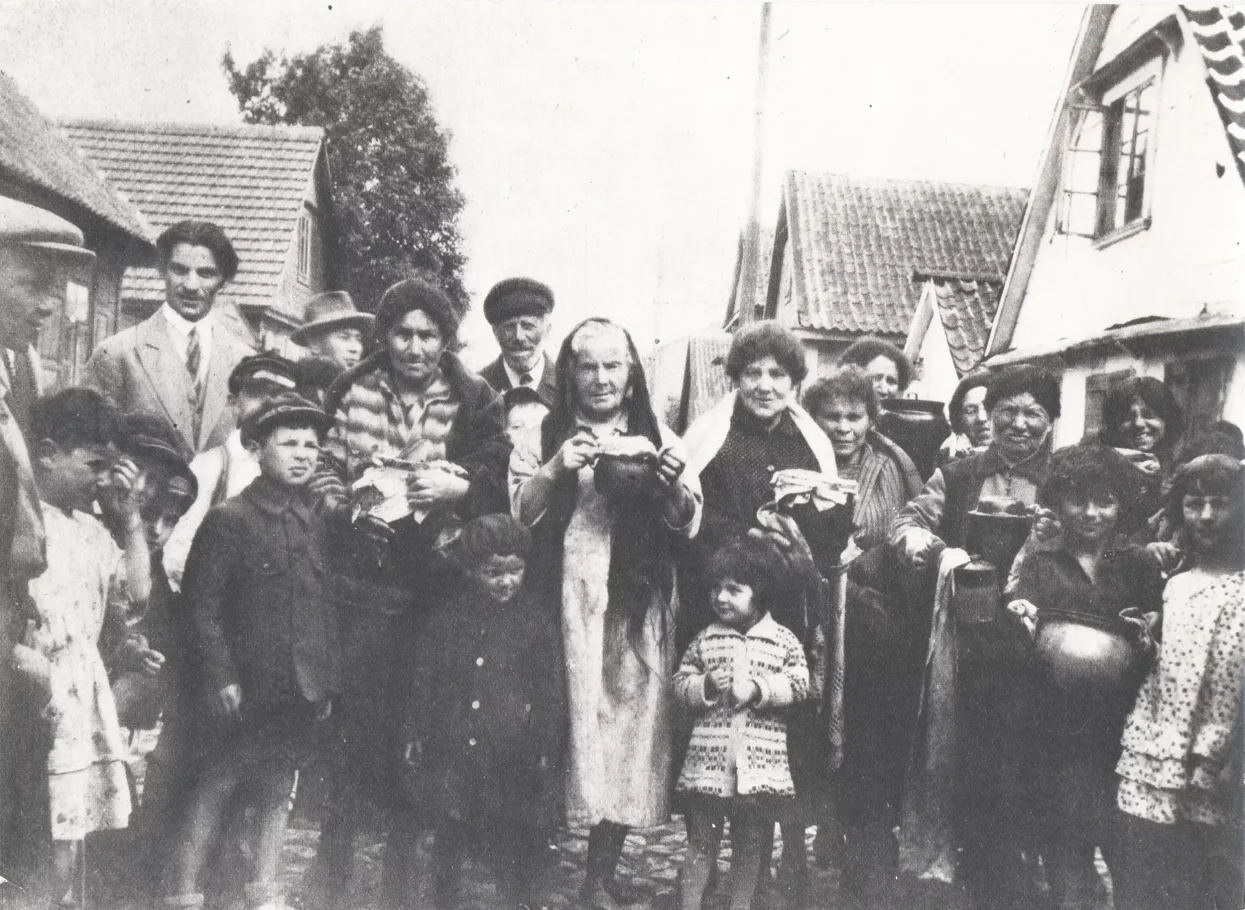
[965,509,1032,573]
[1034,608,1144,698]
[594,453,661,502]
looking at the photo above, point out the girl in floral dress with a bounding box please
[1113,454,1245,910]
[27,389,151,906]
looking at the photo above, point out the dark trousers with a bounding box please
[432,817,544,909]
[1113,811,1244,910]
[953,701,1043,910]
[682,805,767,910]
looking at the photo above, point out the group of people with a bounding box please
[0,203,1240,910]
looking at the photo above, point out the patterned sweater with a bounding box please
[674,614,809,797]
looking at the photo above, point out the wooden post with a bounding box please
[739,3,772,323]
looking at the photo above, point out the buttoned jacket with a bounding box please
[182,476,342,709]
[84,310,253,454]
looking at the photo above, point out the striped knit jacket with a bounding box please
[322,350,512,520]
[674,614,810,797]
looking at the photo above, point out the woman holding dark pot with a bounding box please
[510,318,701,910]
[802,366,923,906]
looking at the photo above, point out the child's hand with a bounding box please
[403,741,423,766]
[1031,508,1062,544]
[214,683,242,720]
[705,666,731,697]
[135,646,165,678]
[731,678,761,708]
[98,457,144,532]
[407,466,471,508]
[1006,599,1039,638]
[1145,540,1184,578]
[1119,608,1158,653]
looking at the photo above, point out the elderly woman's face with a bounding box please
[571,328,631,421]
[814,394,871,462]
[865,355,901,400]
[387,309,445,386]
[738,356,795,424]
[991,391,1051,461]
[960,385,992,447]
[1117,396,1166,452]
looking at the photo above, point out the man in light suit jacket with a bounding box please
[0,196,92,877]
[85,220,254,455]
[478,277,558,407]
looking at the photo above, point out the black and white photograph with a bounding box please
[0,2,1242,909]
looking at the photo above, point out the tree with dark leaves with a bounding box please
[223,26,468,315]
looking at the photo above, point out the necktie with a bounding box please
[519,372,533,387]
[10,348,37,439]
[186,327,204,437]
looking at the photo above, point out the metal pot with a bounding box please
[965,509,1032,573]
[594,453,661,502]
[1034,609,1143,698]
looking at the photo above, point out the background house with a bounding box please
[0,72,153,388]
[63,121,340,357]
[983,4,1245,450]
[903,274,1004,403]
[647,333,733,434]
[742,170,1026,382]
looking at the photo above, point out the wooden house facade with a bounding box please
[983,4,1245,449]
[63,121,339,358]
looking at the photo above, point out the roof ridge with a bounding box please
[61,119,325,141]
[785,167,1029,195]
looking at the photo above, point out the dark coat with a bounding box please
[403,584,566,827]
[183,475,343,710]
[479,353,557,406]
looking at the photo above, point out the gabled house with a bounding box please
[0,72,154,388]
[744,170,1026,381]
[983,4,1245,449]
[903,274,1004,402]
[62,121,340,357]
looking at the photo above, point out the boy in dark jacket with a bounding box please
[163,394,344,910]
[403,514,566,910]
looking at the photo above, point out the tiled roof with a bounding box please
[928,276,1004,376]
[0,73,151,243]
[780,171,1026,336]
[725,224,775,326]
[61,120,325,317]
[1182,4,1245,186]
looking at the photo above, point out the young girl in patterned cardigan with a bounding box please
[673,537,810,910]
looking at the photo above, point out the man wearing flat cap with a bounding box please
[292,290,374,372]
[162,352,301,592]
[479,277,558,405]
[0,196,93,871]
[85,219,254,455]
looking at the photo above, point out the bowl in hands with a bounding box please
[593,435,662,502]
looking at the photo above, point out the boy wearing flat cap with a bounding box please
[162,353,300,592]
[480,277,558,405]
[165,393,345,910]
[291,291,374,372]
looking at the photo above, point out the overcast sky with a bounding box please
[0,0,1084,364]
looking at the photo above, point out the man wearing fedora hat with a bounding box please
[480,277,558,406]
[291,290,374,372]
[0,196,95,875]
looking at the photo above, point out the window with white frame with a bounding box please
[296,212,313,285]
[1058,28,1172,242]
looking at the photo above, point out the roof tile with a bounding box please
[0,74,151,242]
[931,277,1003,376]
[61,120,324,314]
[782,171,1026,336]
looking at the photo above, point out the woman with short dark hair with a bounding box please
[803,366,923,904]
[939,371,993,466]
[314,276,511,909]
[684,320,844,900]
[838,337,912,400]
